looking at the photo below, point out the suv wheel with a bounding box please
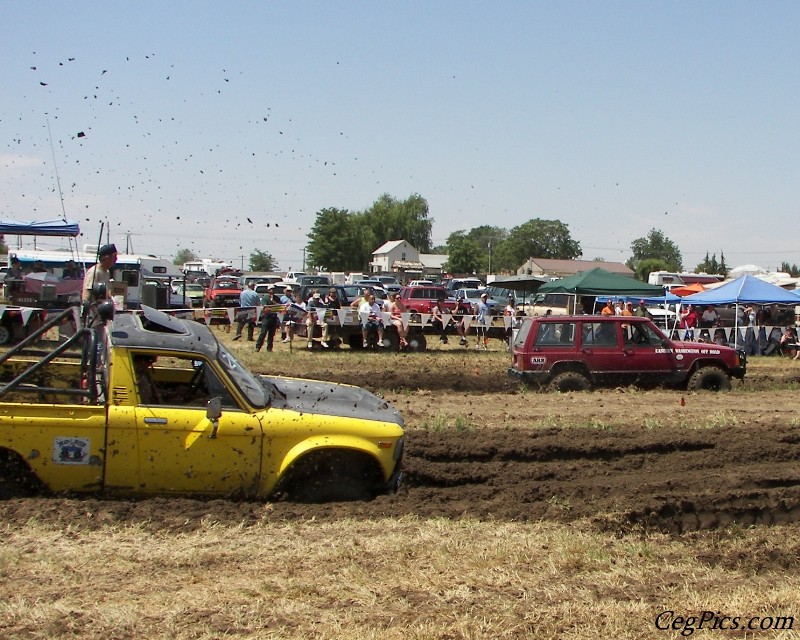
[548,371,590,393]
[687,366,731,392]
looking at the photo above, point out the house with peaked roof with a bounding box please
[518,257,633,278]
[370,240,425,276]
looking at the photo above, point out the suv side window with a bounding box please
[534,322,575,347]
[626,322,663,347]
[583,322,619,347]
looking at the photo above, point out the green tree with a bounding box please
[492,219,581,273]
[626,229,682,276]
[633,258,670,282]
[249,249,276,272]
[466,225,508,273]
[307,208,374,271]
[780,261,800,277]
[695,252,729,276]
[173,248,197,267]
[363,193,433,252]
[443,231,483,275]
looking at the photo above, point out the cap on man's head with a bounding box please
[267,284,275,290]
[480,292,488,298]
[285,286,293,292]
[639,299,645,304]
[98,243,117,258]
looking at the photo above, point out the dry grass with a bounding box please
[2,515,800,639]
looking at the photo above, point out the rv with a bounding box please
[8,248,182,309]
[648,271,724,289]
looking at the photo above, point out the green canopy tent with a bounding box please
[536,267,666,314]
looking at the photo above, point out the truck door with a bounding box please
[132,355,263,496]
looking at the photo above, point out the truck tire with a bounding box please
[687,366,731,392]
[406,332,427,352]
[0,324,11,346]
[547,370,590,393]
[278,450,381,503]
[381,330,400,351]
[0,451,42,499]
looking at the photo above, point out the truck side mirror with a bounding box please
[206,396,222,420]
[206,396,222,438]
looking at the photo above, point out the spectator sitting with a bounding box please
[700,305,719,328]
[358,292,384,347]
[780,326,798,358]
[601,299,615,316]
[713,328,729,346]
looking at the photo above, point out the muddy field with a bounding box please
[3,348,800,536]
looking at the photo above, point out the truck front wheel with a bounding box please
[547,371,590,393]
[687,366,731,392]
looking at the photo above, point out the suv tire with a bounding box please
[687,366,731,392]
[548,371,590,393]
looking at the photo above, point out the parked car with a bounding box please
[398,285,466,315]
[204,274,243,307]
[174,282,205,307]
[509,315,746,392]
[407,280,434,287]
[453,288,499,314]
[445,277,483,294]
[373,275,402,294]
[296,274,332,287]
[283,271,308,283]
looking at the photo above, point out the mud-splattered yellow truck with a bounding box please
[0,305,404,501]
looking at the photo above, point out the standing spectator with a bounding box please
[634,300,651,319]
[474,292,491,351]
[83,244,117,301]
[358,292,384,347]
[503,296,519,342]
[279,286,294,341]
[680,305,698,340]
[615,299,626,316]
[255,286,280,352]
[743,303,757,326]
[233,282,260,341]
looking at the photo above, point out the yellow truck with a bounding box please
[0,305,404,501]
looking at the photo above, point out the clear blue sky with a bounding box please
[2,1,799,271]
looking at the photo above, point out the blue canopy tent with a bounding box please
[680,275,800,349]
[0,219,80,237]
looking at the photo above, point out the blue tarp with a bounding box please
[0,218,80,237]
[680,275,800,305]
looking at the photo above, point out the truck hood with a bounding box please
[260,376,404,426]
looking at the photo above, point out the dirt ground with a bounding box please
[3,350,800,536]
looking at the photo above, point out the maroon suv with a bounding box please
[509,315,746,392]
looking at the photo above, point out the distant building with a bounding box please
[370,240,425,277]
[518,258,633,278]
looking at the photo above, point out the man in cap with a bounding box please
[255,285,280,352]
[82,244,117,301]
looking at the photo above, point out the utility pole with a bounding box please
[488,241,493,276]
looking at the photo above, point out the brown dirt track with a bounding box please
[3,350,800,536]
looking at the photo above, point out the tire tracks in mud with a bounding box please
[2,423,800,534]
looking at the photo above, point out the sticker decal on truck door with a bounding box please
[53,437,90,464]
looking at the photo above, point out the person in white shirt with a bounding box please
[358,293,384,347]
